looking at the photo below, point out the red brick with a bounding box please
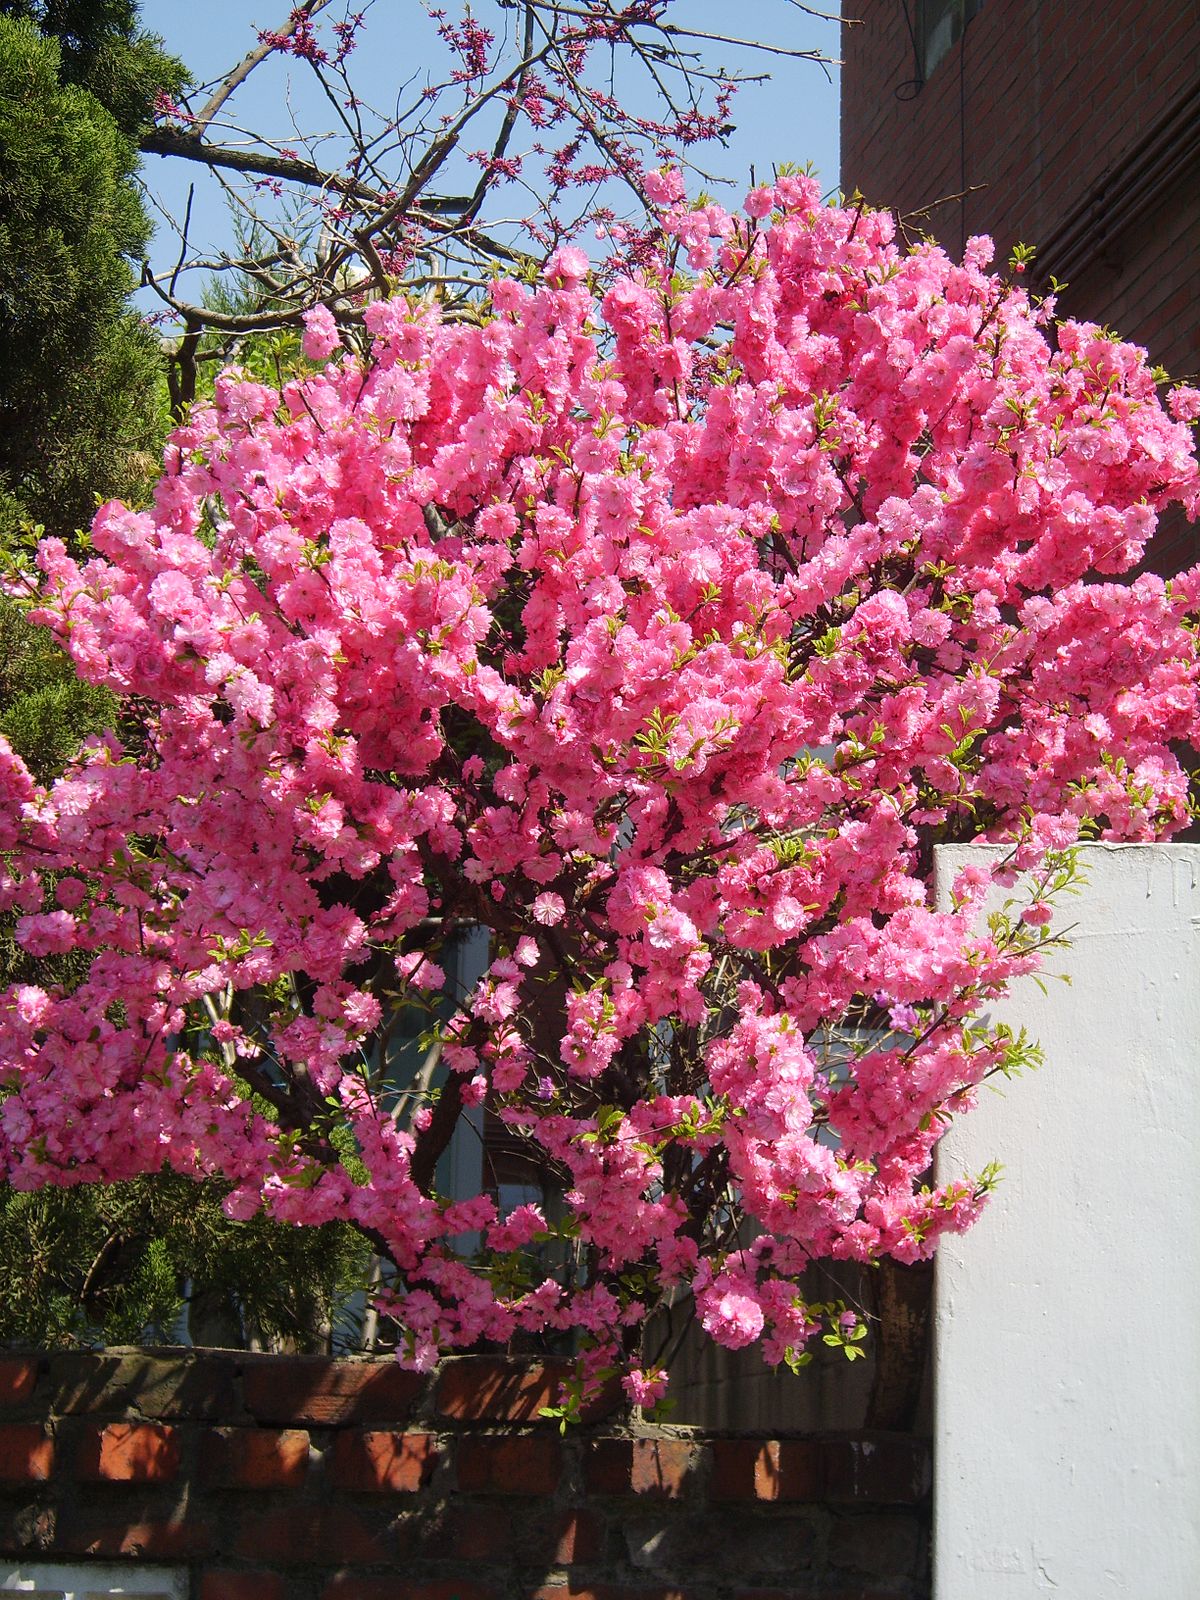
[455,1432,562,1494]
[0,1501,55,1551]
[408,1501,604,1566]
[237,1504,391,1565]
[199,1426,310,1489]
[436,1357,619,1422]
[584,1437,701,1498]
[47,1351,238,1421]
[436,1358,559,1422]
[709,1437,929,1504]
[200,1575,287,1600]
[0,1356,37,1408]
[242,1358,423,1426]
[323,1580,497,1600]
[330,1429,437,1493]
[821,1437,931,1504]
[710,1438,763,1500]
[531,1589,686,1600]
[535,1507,605,1565]
[828,1509,922,1578]
[56,1512,211,1559]
[77,1422,180,1482]
[710,1439,822,1502]
[408,1500,512,1561]
[0,1424,53,1482]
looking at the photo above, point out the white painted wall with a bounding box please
[932,844,1200,1599]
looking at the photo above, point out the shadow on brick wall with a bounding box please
[0,1350,931,1600]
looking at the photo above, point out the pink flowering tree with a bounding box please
[3,175,1198,1403]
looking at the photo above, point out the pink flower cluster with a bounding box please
[1,177,1197,1388]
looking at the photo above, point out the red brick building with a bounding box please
[841,0,1200,571]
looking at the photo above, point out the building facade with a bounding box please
[841,0,1200,572]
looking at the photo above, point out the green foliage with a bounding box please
[0,1171,372,1350]
[0,595,113,997]
[0,0,168,1102]
[0,11,179,542]
[0,1,185,138]
[0,12,382,1356]
[0,595,113,783]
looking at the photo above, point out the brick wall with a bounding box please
[0,1350,931,1599]
[841,3,1200,280]
[840,0,1200,574]
[840,5,1200,343]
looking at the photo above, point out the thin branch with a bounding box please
[134,1,835,346]
[141,262,308,333]
[364,39,558,246]
[80,1229,126,1305]
[656,21,832,63]
[189,0,338,136]
[463,1,537,225]
[519,0,836,64]
[168,183,194,300]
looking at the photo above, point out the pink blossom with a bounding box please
[16,910,76,956]
[0,176,1196,1404]
[302,304,341,361]
[621,1366,670,1407]
[532,892,565,925]
[643,168,685,205]
[699,1280,766,1349]
[545,245,589,285]
[395,953,445,990]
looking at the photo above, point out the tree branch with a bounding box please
[189,0,339,136]
[141,125,383,203]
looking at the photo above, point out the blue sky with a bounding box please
[136,1,842,297]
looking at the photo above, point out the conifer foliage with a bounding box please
[0,6,179,543]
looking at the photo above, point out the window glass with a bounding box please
[917,0,983,81]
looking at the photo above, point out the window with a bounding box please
[917,0,983,82]
[371,921,491,1210]
[0,1566,187,1600]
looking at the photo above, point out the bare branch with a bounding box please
[141,124,484,220]
[656,22,833,64]
[142,125,378,203]
[189,0,339,136]
[463,1,537,224]
[135,2,835,350]
[517,0,837,63]
[168,183,194,300]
